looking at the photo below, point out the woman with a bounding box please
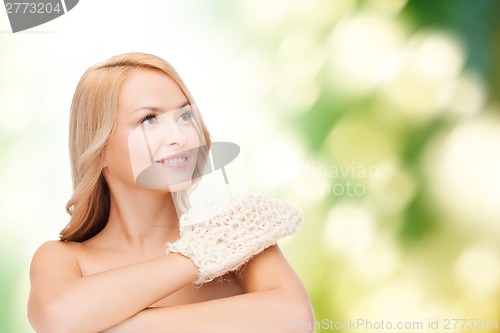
[28,52,314,333]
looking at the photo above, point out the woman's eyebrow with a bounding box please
[133,106,161,114]
[132,102,189,115]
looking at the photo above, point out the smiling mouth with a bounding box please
[155,155,189,167]
[160,157,187,165]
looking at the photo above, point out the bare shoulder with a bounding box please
[28,241,86,329]
[32,240,83,261]
[237,244,304,292]
[30,240,83,279]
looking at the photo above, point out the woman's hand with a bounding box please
[166,193,302,284]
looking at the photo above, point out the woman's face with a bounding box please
[103,69,202,192]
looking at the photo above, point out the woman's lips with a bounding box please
[155,154,189,169]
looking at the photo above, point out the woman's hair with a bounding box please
[60,52,211,242]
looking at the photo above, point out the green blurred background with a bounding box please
[1,0,499,332]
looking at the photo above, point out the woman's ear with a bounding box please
[101,149,109,169]
[101,156,108,169]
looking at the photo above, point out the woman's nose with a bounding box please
[161,120,186,147]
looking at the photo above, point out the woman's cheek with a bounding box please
[128,126,155,181]
[186,125,203,149]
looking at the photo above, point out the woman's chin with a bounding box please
[135,163,195,192]
[167,180,193,193]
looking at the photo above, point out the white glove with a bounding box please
[166,193,302,284]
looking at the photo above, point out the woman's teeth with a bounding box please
[163,157,187,165]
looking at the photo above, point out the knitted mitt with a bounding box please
[166,193,302,284]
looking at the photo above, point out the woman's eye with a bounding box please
[140,114,158,126]
[178,111,193,122]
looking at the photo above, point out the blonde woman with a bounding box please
[28,53,314,333]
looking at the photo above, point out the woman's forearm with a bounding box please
[63,255,196,331]
[29,242,197,333]
[107,289,314,333]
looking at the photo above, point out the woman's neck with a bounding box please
[88,181,181,254]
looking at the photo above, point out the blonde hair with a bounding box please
[60,52,211,242]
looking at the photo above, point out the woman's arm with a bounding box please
[28,241,197,333]
[103,245,315,333]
